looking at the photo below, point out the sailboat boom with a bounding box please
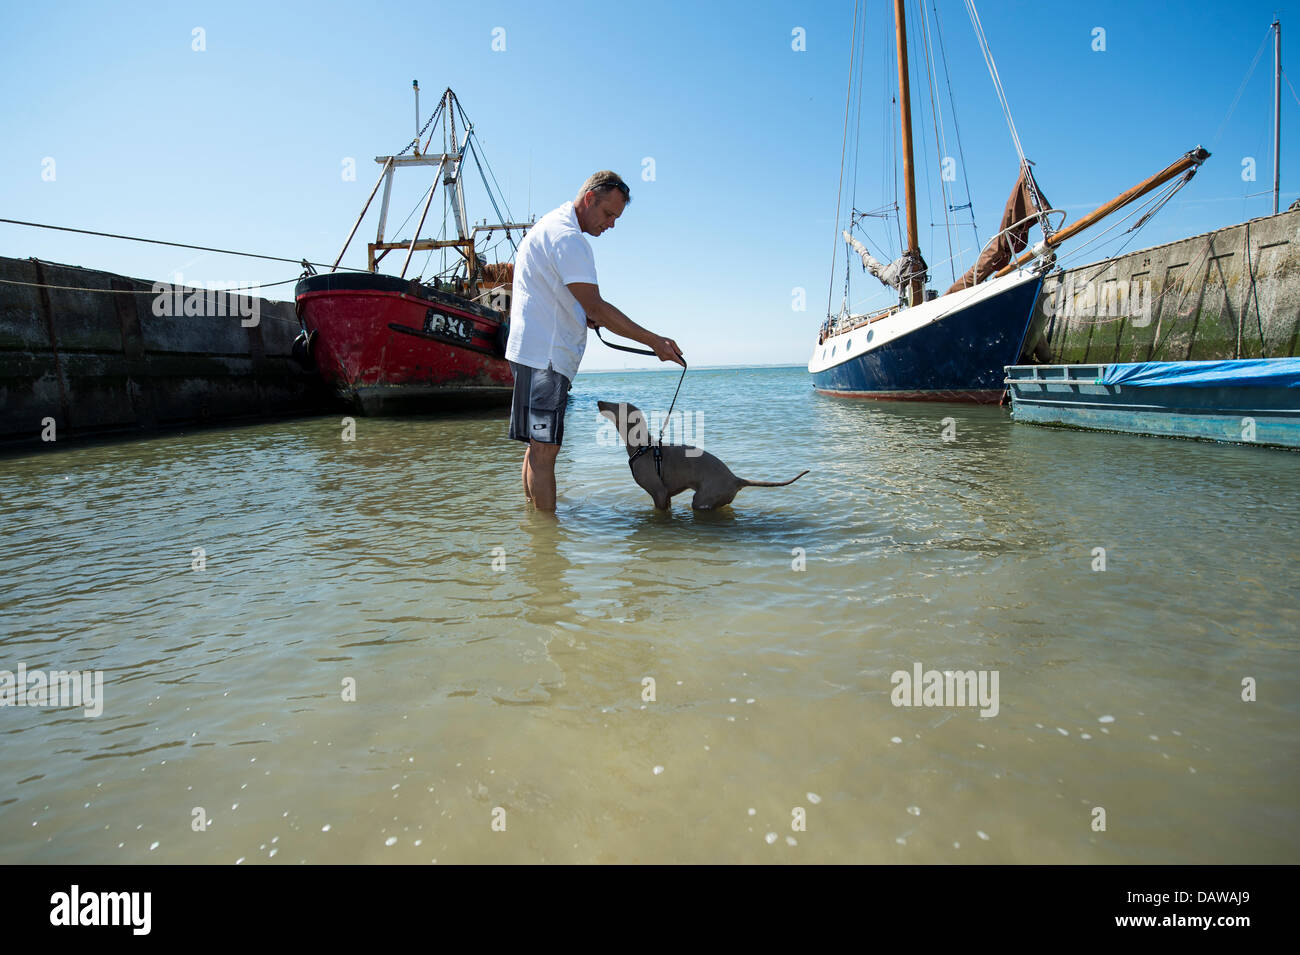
[995,147,1210,277]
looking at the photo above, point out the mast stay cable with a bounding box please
[932,0,980,248]
[917,0,957,283]
[827,0,862,320]
[963,0,1051,233]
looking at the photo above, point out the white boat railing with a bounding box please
[1004,363,1109,386]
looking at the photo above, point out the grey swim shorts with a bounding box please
[508,361,572,445]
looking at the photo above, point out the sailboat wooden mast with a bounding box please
[894,0,924,307]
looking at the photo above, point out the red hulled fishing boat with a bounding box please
[294,85,531,414]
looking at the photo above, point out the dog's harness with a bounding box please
[595,328,687,483]
[628,442,664,478]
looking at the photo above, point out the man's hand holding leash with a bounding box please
[570,282,685,368]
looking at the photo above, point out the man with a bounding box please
[506,170,685,512]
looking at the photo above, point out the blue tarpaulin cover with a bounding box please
[1099,358,1300,388]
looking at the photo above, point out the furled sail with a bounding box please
[946,163,1050,294]
[843,231,927,292]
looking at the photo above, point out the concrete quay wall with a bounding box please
[0,256,339,446]
[1031,208,1300,364]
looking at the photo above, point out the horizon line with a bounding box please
[578,362,804,374]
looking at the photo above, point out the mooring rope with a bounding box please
[0,275,300,294]
[0,217,358,272]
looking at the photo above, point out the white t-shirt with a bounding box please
[505,201,597,381]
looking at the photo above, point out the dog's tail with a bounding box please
[738,469,809,488]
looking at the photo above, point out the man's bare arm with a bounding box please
[567,282,684,366]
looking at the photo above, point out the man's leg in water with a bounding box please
[527,439,559,511]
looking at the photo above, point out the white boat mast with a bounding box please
[445,88,471,243]
[328,86,534,282]
[1274,18,1282,215]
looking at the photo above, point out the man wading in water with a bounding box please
[506,170,685,512]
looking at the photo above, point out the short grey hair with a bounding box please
[576,170,631,205]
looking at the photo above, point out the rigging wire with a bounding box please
[848,3,868,234]
[418,221,439,279]
[827,0,862,319]
[468,137,518,256]
[452,92,518,228]
[1053,173,1193,270]
[1284,68,1300,109]
[964,0,1026,166]
[390,182,436,246]
[1213,24,1273,147]
[382,89,522,281]
[917,0,956,283]
[399,97,446,158]
[853,206,900,263]
[932,0,980,248]
[964,0,1050,224]
[846,242,976,314]
[909,5,935,262]
[915,36,935,268]
[2,91,519,292]
[887,30,904,259]
[844,0,870,311]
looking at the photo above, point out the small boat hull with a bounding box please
[1004,359,1300,449]
[809,270,1043,404]
[294,272,512,415]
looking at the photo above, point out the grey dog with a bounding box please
[597,400,809,510]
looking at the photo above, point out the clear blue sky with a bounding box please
[1,0,1295,368]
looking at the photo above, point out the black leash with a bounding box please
[595,327,686,479]
[594,326,656,357]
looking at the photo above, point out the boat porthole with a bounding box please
[866,329,874,343]
[846,340,851,350]
[831,346,836,356]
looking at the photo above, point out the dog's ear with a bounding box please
[624,406,649,445]
[599,401,631,442]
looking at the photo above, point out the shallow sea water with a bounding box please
[1,365,1296,863]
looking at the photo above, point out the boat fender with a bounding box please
[291,328,317,370]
